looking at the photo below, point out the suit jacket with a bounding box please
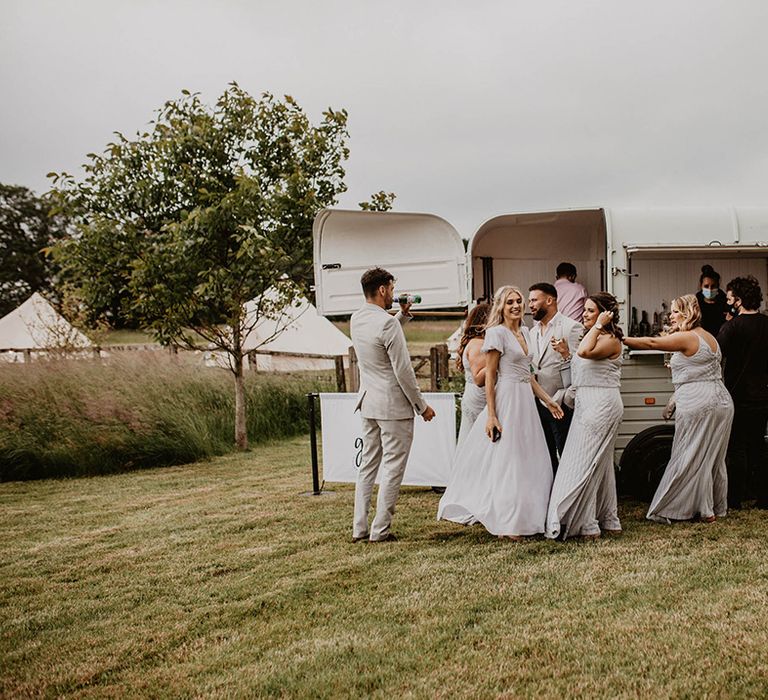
[530,312,583,398]
[350,302,427,420]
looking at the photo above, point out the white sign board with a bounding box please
[319,392,457,487]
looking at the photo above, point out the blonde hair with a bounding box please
[486,285,524,329]
[671,294,702,332]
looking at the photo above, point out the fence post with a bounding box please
[437,343,449,389]
[430,345,439,391]
[23,349,31,363]
[348,346,359,392]
[92,346,101,360]
[334,355,346,392]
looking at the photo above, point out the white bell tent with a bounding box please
[242,293,351,372]
[0,292,92,361]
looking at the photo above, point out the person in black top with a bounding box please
[696,264,729,336]
[717,275,768,509]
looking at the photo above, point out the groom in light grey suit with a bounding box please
[351,267,435,543]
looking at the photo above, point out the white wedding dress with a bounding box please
[438,325,554,536]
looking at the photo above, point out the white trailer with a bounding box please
[313,207,768,497]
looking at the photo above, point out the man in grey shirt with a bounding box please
[528,282,583,472]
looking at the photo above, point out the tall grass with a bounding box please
[0,353,332,481]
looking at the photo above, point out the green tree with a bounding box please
[52,83,350,449]
[358,190,396,211]
[0,184,68,317]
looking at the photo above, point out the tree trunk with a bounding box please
[233,353,248,450]
[232,325,248,450]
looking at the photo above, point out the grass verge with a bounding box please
[1,438,767,697]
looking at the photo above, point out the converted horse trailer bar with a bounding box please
[313,207,768,495]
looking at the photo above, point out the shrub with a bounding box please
[0,352,333,481]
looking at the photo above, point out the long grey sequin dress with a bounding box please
[647,335,733,523]
[546,352,624,539]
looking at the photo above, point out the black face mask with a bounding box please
[728,304,740,317]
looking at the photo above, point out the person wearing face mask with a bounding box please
[695,264,729,336]
[717,275,768,510]
[623,294,733,524]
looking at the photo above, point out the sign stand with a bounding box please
[303,393,334,496]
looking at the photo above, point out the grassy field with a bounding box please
[0,354,335,480]
[101,329,156,345]
[334,317,459,355]
[2,437,767,698]
[103,318,460,354]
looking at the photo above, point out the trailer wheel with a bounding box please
[618,425,675,502]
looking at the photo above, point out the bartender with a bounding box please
[695,264,729,336]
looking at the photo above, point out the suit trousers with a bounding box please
[536,400,573,474]
[353,417,415,540]
[727,403,768,508]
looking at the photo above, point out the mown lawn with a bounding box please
[2,437,767,697]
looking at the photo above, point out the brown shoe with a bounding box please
[370,533,397,543]
[603,529,623,537]
[581,533,601,540]
[351,533,369,543]
[700,515,716,524]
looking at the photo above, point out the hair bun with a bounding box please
[701,264,715,276]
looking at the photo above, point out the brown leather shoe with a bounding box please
[603,529,623,536]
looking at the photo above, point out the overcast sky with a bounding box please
[2,0,768,237]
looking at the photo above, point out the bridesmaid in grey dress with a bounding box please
[456,303,490,448]
[546,292,624,540]
[624,294,733,523]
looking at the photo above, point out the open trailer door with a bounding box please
[313,209,468,315]
[469,209,607,303]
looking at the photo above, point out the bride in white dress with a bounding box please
[438,286,564,539]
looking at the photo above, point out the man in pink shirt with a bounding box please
[554,262,588,322]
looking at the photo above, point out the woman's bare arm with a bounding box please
[530,377,565,420]
[484,350,502,438]
[578,333,622,360]
[623,331,699,355]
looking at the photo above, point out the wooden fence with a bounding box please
[1,343,454,392]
